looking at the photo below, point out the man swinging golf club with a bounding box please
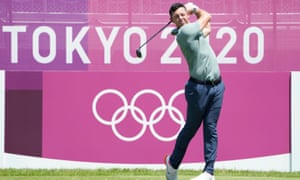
[165,2,225,180]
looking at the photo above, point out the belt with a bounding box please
[189,76,222,86]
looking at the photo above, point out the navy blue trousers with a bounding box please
[169,79,225,175]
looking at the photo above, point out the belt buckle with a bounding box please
[211,78,220,86]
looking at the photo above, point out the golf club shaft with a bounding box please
[138,21,171,50]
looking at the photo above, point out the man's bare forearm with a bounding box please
[202,22,211,37]
[184,3,211,33]
[194,8,211,31]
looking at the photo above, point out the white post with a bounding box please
[0,70,5,168]
[291,71,300,171]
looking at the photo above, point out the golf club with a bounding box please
[136,21,172,58]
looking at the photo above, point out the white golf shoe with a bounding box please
[164,155,178,180]
[190,171,215,180]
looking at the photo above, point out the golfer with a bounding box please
[165,2,225,180]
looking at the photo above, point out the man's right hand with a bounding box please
[184,2,199,15]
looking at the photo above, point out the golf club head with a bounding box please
[136,49,142,58]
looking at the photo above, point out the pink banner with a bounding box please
[41,71,289,163]
[0,0,299,72]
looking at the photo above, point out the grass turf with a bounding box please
[0,169,299,179]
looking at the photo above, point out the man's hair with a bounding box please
[169,2,185,18]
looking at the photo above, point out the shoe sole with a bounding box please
[164,154,168,165]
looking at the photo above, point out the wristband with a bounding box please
[192,7,197,14]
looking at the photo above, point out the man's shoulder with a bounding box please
[177,21,201,39]
[180,21,200,33]
[183,21,199,29]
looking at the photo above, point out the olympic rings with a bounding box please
[92,89,185,142]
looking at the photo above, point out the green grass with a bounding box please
[0,169,299,180]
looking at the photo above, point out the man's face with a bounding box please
[171,7,189,28]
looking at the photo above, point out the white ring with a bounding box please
[111,106,147,142]
[92,89,128,125]
[92,89,185,142]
